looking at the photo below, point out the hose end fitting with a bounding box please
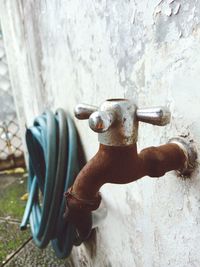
[64,188,101,241]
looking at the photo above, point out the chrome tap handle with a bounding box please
[74,103,114,133]
[74,104,98,120]
[74,100,171,146]
[89,111,114,133]
[136,106,171,126]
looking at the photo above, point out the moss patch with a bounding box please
[0,221,31,264]
[0,174,27,219]
[0,173,31,264]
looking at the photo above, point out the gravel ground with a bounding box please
[4,240,76,267]
[0,219,31,265]
[0,173,77,267]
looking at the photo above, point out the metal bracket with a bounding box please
[169,137,197,177]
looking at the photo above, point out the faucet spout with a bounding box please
[64,141,188,240]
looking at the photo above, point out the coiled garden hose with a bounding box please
[20,109,82,258]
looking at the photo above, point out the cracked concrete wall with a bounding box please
[1,0,200,266]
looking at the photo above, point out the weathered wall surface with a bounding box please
[0,24,16,121]
[1,1,200,266]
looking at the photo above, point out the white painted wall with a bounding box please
[0,27,16,121]
[1,1,200,266]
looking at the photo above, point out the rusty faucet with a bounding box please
[65,98,197,240]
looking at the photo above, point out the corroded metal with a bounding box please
[68,143,187,199]
[66,98,197,240]
[65,142,189,239]
[74,99,171,146]
[96,99,138,146]
[169,137,197,176]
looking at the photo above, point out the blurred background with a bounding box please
[0,22,28,266]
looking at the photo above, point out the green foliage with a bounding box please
[0,174,30,264]
[0,176,27,219]
[0,221,30,264]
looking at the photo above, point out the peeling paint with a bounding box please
[1,0,200,266]
[173,3,181,15]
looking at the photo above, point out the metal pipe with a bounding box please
[65,98,197,240]
[64,141,191,239]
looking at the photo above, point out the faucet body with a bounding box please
[68,143,185,201]
[64,99,197,240]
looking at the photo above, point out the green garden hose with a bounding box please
[20,109,81,258]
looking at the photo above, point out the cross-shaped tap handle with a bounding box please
[74,99,171,146]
